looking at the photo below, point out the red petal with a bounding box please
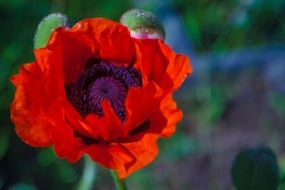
[85,134,159,179]
[134,39,192,91]
[35,28,96,84]
[53,124,85,163]
[71,18,134,64]
[125,82,162,133]
[10,63,55,146]
[118,134,159,179]
[133,39,169,85]
[158,42,192,91]
[83,101,128,141]
[149,94,183,137]
[86,142,135,175]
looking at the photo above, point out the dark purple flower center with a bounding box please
[65,58,142,122]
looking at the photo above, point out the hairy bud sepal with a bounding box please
[120,9,165,40]
[231,146,279,190]
[34,13,67,49]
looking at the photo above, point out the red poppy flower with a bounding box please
[10,18,192,178]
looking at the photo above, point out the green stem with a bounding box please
[110,170,128,190]
[77,155,97,190]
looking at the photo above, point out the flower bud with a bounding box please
[120,9,165,40]
[231,146,279,190]
[34,13,67,49]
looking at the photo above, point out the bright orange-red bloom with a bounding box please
[10,18,192,178]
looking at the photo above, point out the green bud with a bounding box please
[231,146,279,190]
[120,9,165,40]
[34,13,67,49]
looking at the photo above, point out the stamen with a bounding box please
[88,77,127,121]
[66,58,142,122]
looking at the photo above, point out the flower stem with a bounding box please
[110,170,128,190]
[77,155,97,190]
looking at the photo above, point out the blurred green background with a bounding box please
[1,0,285,189]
